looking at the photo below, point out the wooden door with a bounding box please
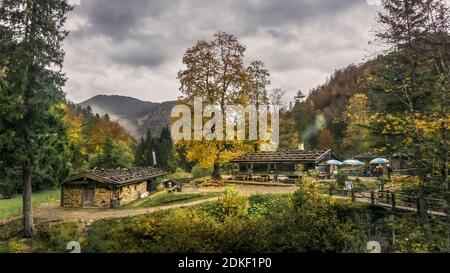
[82,186,95,207]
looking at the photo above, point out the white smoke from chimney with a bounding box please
[298,143,305,151]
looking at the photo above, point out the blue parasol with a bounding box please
[370,158,389,164]
[343,159,365,166]
[326,159,343,166]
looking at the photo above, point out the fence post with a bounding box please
[416,198,421,215]
[329,186,333,196]
[391,193,396,209]
[351,190,355,202]
[386,190,390,204]
[371,191,375,205]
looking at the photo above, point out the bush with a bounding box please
[8,239,29,253]
[248,194,292,216]
[293,178,323,209]
[166,169,193,180]
[131,210,217,253]
[190,176,213,186]
[35,222,83,253]
[33,186,371,253]
[335,171,348,188]
[386,216,447,253]
[212,188,248,221]
[391,174,420,187]
[191,166,213,178]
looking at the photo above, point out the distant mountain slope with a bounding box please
[79,95,154,117]
[79,95,176,137]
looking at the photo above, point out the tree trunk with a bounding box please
[212,162,220,180]
[417,184,432,240]
[22,166,35,238]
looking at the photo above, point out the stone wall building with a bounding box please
[62,167,167,208]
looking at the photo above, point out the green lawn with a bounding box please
[0,241,8,253]
[0,189,60,221]
[121,191,222,209]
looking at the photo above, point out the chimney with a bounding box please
[298,142,305,151]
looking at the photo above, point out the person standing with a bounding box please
[377,164,384,177]
[386,164,393,180]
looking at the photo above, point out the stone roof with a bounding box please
[230,149,340,164]
[64,167,167,185]
[352,152,382,160]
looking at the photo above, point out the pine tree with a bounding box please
[0,0,72,237]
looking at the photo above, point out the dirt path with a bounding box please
[32,184,298,224]
[34,197,220,224]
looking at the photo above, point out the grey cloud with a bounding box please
[72,0,176,39]
[63,0,379,103]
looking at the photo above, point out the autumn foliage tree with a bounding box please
[177,32,271,178]
[340,93,370,157]
[63,104,135,172]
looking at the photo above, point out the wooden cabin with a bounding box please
[61,167,167,208]
[230,149,341,183]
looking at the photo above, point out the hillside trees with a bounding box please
[339,93,371,157]
[176,32,271,178]
[0,0,72,237]
[367,0,450,245]
[64,104,135,172]
[134,127,177,172]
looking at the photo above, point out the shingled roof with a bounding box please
[63,167,167,186]
[230,149,341,164]
[352,152,382,160]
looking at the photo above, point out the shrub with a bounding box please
[131,209,217,253]
[191,166,213,178]
[293,178,323,209]
[385,216,447,253]
[248,194,291,216]
[391,174,420,187]
[84,217,139,253]
[166,169,193,179]
[335,170,348,188]
[7,239,29,253]
[212,188,248,221]
[190,176,213,185]
[35,222,83,253]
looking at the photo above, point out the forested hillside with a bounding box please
[64,104,135,173]
[79,95,176,137]
[282,43,449,159]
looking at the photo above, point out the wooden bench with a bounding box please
[254,174,272,182]
[234,174,249,181]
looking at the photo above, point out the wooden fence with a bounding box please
[328,188,448,215]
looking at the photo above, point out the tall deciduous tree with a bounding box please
[0,0,72,237]
[177,32,269,178]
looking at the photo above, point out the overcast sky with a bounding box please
[63,0,384,103]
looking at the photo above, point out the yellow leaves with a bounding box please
[185,141,218,168]
[391,174,420,187]
[182,139,253,168]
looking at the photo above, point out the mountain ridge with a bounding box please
[78,94,176,137]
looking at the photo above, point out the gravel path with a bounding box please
[32,184,298,224]
[34,197,220,224]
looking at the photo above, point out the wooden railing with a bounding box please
[328,188,448,215]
